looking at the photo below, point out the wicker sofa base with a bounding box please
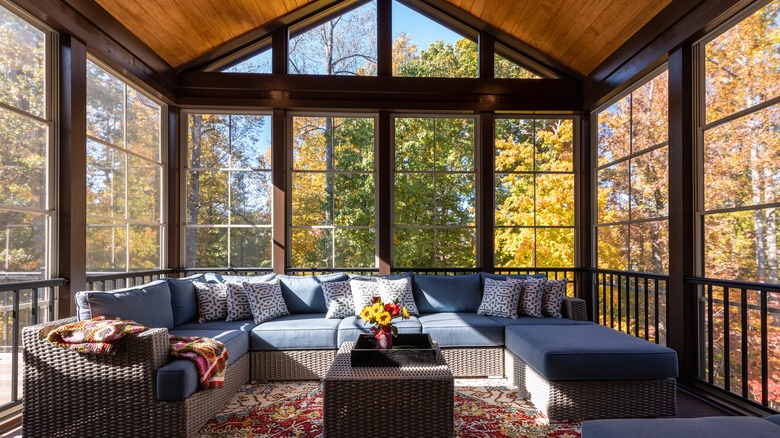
[251,350,337,380]
[441,347,504,377]
[506,350,677,421]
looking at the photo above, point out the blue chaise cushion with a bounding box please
[75,280,174,329]
[581,417,780,438]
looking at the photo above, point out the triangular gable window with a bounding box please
[289,1,377,75]
[392,0,477,78]
[221,45,272,73]
[495,54,541,79]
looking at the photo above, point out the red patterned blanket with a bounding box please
[169,335,228,389]
[46,315,147,355]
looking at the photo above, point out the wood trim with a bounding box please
[377,111,392,275]
[577,112,594,316]
[166,107,181,270]
[271,108,288,274]
[58,35,87,317]
[272,26,288,75]
[585,0,754,109]
[13,0,176,103]
[177,73,582,111]
[667,45,696,385]
[477,112,495,271]
[479,31,495,79]
[377,0,392,77]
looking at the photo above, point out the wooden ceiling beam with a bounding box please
[176,72,582,111]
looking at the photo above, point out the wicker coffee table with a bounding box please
[323,341,455,437]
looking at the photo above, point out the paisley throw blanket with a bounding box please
[169,335,228,389]
[46,315,147,355]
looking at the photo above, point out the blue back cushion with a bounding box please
[75,280,174,329]
[278,273,348,314]
[165,275,205,326]
[413,273,482,313]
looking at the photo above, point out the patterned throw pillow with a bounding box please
[477,278,523,319]
[378,277,419,316]
[541,278,568,318]
[193,281,228,323]
[350,279,382,315]
[322,280,355,319]
[225,282,253,321]
[518,277,546,318]
[242,280,290,324]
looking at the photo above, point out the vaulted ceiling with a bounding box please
[92,0,673,76]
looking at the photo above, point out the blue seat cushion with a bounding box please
[505,324,678,380]
[157,329,249,401]
[488,315,594,327]
[277,273,348,314]
[165,275,205,326]
[251,314,339,350]
[581,417,780,438]
[75,280,174,329]
[766,415,780,426]
[413,274,482,313]
[174,319,256,332]
[337,315,422,346]
[418,312,504,347]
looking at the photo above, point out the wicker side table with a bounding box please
[323,341,455,437]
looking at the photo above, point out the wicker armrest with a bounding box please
[562,296,588,321]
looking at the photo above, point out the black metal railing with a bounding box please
[85,269,175,291]
[688,276,780,412]
[0,278,66,411]
[591,269,669,345]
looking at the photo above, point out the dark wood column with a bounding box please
[479,31,495,79]
[167,107,181,271]
[478,112,495,271]
[377,111,392,275]
[667,44,697,385]
[577,112,594,317]
[272,109,288,274]
[57,35,87,317]
[377,0,392,77]
[272,26,288,75]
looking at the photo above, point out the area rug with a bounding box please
[199,378,581,437]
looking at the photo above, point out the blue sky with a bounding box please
[393,1,462,51]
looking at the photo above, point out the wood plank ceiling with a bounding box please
[93,0,672,76]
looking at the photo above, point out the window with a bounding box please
[221,43,272,73]
[289,1,377,75]
[394,116,476,267]
[494,44,542,79]
[701,0,780,283]
[495,118,575,267]
[290,115,376,268]
[0,3,52,283]
[392,0,478,78]
[185,113,272,268]
[596,69,669,274]
[86,60,165,272]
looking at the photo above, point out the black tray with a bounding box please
[350,333,437,367]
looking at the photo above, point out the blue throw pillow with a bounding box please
[277,273,348,314]
[413,273,482,313]
[75,280,174,329]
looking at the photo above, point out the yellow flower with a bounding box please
[371,302,383,315]
[401,306,410,319]
[376,311,392,326]
[360,306,373,321]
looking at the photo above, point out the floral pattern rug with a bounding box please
[199,378,581,437]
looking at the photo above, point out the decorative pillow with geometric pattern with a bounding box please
[477,277,523,319]
[321,280,355,319]
[541,278,568,318]
[378,277,419,316]
[242,280,290,324]
[518,277,546,318]
[225,282,253,321]
[350,279,382,316]
[193,281,228,323]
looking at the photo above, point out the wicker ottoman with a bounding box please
[505,324,678,421]
[323,341,455,437]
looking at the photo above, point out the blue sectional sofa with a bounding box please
[22,271,673,437]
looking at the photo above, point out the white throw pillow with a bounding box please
[225,282,253,321]
[518,277,546,318]
[541,278,568,318]
[378,277,419,316]
[193,281,228,323]
[477,277,523,319]
[242,280,290,324]
[350,279,382,315]
[322,280,355,319]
